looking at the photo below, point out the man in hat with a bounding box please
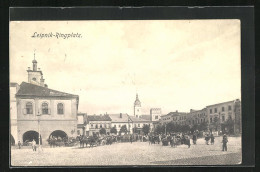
[222,134,228,151]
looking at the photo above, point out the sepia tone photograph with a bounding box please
[10,20,242,166]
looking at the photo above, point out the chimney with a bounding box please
[120,113,122,118]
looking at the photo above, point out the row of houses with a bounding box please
[10,57,241,146]
[77,113,153,137]
[159,99,241,134]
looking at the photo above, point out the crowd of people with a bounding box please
[16,131,229,152]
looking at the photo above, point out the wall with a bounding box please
[18,120,77,145]
[16,97,78,145]
[150,108,162,122]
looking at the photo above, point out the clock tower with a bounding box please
[134,94,142,118]
[27,52,46,87]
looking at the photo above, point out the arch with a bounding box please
[23,130,42,145]
[10,134,15,146]
[49,130,68,140]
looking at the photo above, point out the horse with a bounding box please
[175,135,191,148]
[76,135,95,148]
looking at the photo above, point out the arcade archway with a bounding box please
[10,134,15,146]
[49,130,68,140]
[23,130,42,145]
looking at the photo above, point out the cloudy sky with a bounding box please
[10,20,241,115]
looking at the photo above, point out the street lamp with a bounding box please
[37,110,41,152]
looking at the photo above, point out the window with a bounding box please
[201,119,203,123]
[155,116,158,119]
[228,106,232,111]
[119,125,121,128]
[222,107,225,112]
[210,109,212,114]
[42,103,48,114]
[100,124,102,128]
[114,125,116,128]
[104,124,107,128]
[138,124,140,127]
[222,116,225,122]
[77,130,80,135]
[57,103,64,114]
[26,102,33,114]
[95,124,98,129]
[214,108,217,113]
[210,118,212,123]
[91,124,93,128]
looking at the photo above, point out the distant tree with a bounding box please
[166,122,175,133]
[133,127,139,134]
[119,125,128,135]
[181,125,190,133]
[222,118,234,134]
[99,128,106,135]
[198,122,208,131]
[110,127,117,135]
[191,124,199,133]
[142,124,150,135]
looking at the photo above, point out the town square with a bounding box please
[10,20,241,166]
[11,136,241,166]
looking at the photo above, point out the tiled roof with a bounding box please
[16,82,78,98]
[109,113,131,123]
[86,115,111,121]
[139,115,151,121]
[129,116,150,122]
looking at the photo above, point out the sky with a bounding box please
[10,20,241,115]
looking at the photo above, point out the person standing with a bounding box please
[210,134,215,145]
[192,134,197,145]
[32,139,36,151]
[18,140,21,149]
[222,134,228,151]
[130,135,133,144]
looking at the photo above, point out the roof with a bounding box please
[206,100,237,107]
[77,113,86,116]
[139,115,151,121]
[109,113,131,123]
[16,82,79,98]
[162,112,188,118]
[86,115,111,121]
[10,82,19,87]
[129,116,150,122]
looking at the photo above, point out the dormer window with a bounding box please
[32,77,36,81]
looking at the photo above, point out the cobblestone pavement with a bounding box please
[11,136,241,166]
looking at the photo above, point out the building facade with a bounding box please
[10,82,20,145]
[150,108,162,122]
[14,59,79,145]
[206,100,240,133]
[86,114,112,136]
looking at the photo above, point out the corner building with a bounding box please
[15,58,79,145]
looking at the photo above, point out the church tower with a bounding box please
[27,52,46,87]
[134,94,142,118]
